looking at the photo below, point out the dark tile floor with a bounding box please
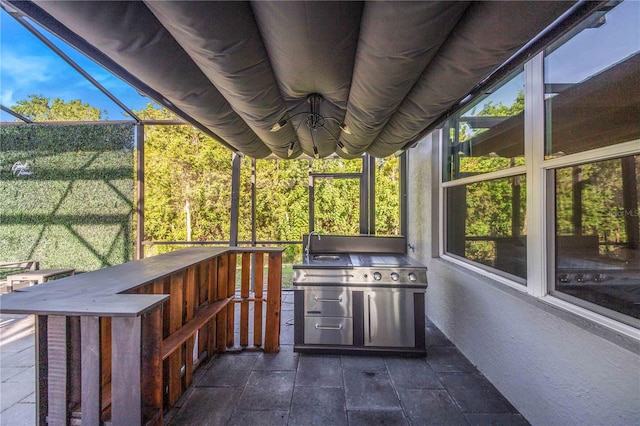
[166,291,529,426]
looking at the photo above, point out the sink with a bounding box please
[312,255,341,261]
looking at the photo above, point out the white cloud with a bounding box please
[0,51,54,86]
[1,89,15,105]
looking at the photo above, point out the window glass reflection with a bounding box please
[446,175,527,280]
[544,1,640,158]
[554,156,640,323]
[443,70,525,182]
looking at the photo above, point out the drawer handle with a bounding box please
[315,324,343,330]
[304,274,354,278]
[314,296,343,303]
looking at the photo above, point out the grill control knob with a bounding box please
[390,272,399,281]
[408,273,417,282]
[373,272,382,281]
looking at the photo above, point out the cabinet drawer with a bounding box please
[304,287,352,317]
[304,317,353,345]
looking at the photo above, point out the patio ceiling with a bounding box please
[7,1,574,159]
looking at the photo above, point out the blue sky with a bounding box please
[0,9,149,121]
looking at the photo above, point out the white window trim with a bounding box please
[441,165,526,188]
[541,295,640,340]
[541,139,640,170]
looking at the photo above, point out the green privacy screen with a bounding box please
[0,124,135,272]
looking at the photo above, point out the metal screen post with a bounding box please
[229,153,241,246]
[136,123,145,259]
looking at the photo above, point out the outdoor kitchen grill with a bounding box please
[293,235,428,356]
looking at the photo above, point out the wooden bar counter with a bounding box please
[0,247,283,426]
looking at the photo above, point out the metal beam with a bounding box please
[251,158,257,246]
[3,0,239,153]
[400,152,407,238]
[360,156,369,234]
[0,105,33,123]
[368,154,376,234]
[136,124,145,259]
[6,11,142,122]
[229,153,241,246]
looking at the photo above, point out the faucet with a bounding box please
[305,231,321,260]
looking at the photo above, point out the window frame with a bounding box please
[440,66,529,290]
[437,45,640,339]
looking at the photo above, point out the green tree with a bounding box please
[12,94,106,121]
[137,104,233,251]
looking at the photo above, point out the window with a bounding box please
[438,1,639,330]
[442,70,527,283]
[544,0,640,158]
[446,175,527,279]
[443,71,525,182]
[552,156,639,326]
[544,1,639,327]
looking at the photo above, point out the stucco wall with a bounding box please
[406,133,640,426]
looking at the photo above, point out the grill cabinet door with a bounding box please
[364,289,415,347]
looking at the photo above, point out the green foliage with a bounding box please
[12,94,106,121]
[139,105,234,256]
[375,157,400,236]
[138,104,402,262]
[0,123,134,272]
[556,158,636,258]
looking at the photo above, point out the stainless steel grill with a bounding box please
[293,239,428,356]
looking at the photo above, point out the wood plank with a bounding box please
[240,299,249,347]
[253,301,263,348]
[216,255,228,353]
[68,316,82,411]
[254,253,264,297]
[36,315,48,426]
[81,316,101,426]
[140,307,162,425]
[253,253,264,347]
[264,252,282,353]
[184,267,197,387]
[207,258,218,356]
[47,315,68,425]
[162,277,171,339]
[111,316,142,425]
[241,253,250,298]
[169,272,184,334]
[161,297,233,360]
[198,262,208,305]
[168,272,184,406]
[232,297,268,303]
[240,253,250,346]
[100,317,112,414]
[227,253,237,347]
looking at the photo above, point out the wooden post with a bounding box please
[208,258,218,356]
[240,253,250,347]
[264,252,282,353]
[141,307,162,425]
[253,253,264,347]
[36,315,48,426]
[227,253,237,348]
[111,316,142,425]
[47,315,68,425]
[184,266,197,387]
[216,255,229,353]
[81,316,101,425]
[167,272,184,405]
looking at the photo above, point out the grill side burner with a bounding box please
[293,236,428,356]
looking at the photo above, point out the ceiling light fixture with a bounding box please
[271,93,350,158]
